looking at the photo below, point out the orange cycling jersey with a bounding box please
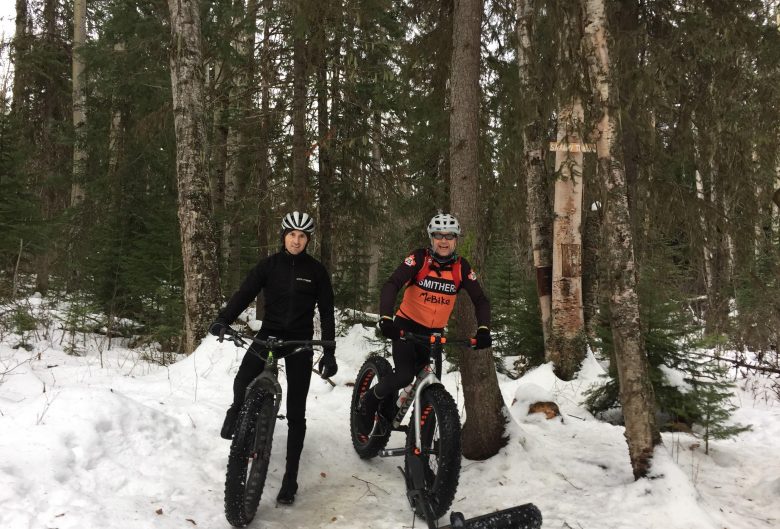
[397,253,462,328]
[379,248,490,331]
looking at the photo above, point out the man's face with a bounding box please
[284,230,308,255]
[430,232,457,257]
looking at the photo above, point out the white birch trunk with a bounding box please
[168,0,222,353]
[106,44,124,193]
[582,0,660,479]
[222,0,257,292]
[516,0,552,351]
[549,99,585,379]
[70,0,87,206]
[694,161,714,298]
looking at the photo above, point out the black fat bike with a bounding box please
[220,331,336,527]
[350,331,543,529]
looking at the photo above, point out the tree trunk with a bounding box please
[549,99,586,380]
[107,43,125,213]
[222,0,257,293]
[450,0,506,461]
[291,0,309,211]
[168,0,222,353]
[35,0,60,295]
[320,2,344,273]
[581,0,660,479]
[11,0,30,117]
[582,201,601,342]
[366,111,382,311]
[435,0,453,206]
[253,0,276,318]
[691,115,728,337]
[516,0,552,351]
[70,0,87,206]
[316,0,337,272]
[208,60,228,226]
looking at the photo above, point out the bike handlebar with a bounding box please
[220,329,336,350]
[399,330,476,348]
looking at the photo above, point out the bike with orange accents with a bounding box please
[349,332,475,528]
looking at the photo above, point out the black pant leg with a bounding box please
[373,339,425,399]
[232,343,266,407]
[282,348,313,475]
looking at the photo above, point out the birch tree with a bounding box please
[450,0,506,460]
[581,0,660,478]
[549,99,586,379]
[516,0,553,351]
[222,0,258,292]
[71,0,87,207]
[548,4,586,380]
[168,0,222,353]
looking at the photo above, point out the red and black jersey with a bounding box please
[379,248,490,330]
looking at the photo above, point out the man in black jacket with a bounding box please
[210,211,336,506]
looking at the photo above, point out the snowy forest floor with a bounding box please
[1,296,779,529]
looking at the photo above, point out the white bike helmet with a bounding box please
[426,213,461,236]
[281,211,315,234]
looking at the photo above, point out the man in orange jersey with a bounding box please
[357,213,491,433]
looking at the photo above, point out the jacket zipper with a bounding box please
[285,254,296,330]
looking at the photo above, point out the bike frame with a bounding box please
[227,334,337,423]
[388,333,447,451]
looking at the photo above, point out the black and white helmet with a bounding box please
[281,211,315,234]
[426,213,461,236]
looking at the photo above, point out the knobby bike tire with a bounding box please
[404,384,462,520]
[350,356,397,459]
[448,504,543,529]
[224,389,276,527]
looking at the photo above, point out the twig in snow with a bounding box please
[557,472,583,490]
[352,474,389,499]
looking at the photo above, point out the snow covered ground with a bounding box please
[1,300,778,529]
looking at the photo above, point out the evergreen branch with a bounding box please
[691,352,780,376]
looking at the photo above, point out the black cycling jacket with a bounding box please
[217,250,335,344]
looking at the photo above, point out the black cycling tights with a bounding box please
[373,337,430,399]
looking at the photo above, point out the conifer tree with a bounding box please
[450,0,507,460]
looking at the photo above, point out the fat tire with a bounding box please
[404,384,461,520]
[453,503,543,529]
[350,356,397,459]
[224,389,276,527]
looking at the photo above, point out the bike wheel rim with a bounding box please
[355,368,377,444]
[420,404,441,488]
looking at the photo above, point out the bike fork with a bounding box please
[406,451,438,529]
[379,445,438,528]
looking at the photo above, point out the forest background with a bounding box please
[1,0,779,480]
